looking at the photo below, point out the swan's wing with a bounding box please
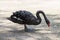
[23,11,37,22]
[12,10,37,24]
[14,10,36,21]
[7,15,26,24]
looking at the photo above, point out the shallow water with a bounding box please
[0,11,60,40]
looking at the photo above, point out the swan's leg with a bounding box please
[24,24,34,32]
[24,24,28,31]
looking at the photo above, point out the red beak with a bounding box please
[48,23,50,27]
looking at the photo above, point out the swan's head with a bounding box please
[46,19,50,27]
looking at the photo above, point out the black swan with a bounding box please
[8,10,50,31]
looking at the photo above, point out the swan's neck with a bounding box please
[36,11,48,24]
[36,11,42,24]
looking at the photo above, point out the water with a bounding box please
[0,10,60,40]
[0,0,60,40]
